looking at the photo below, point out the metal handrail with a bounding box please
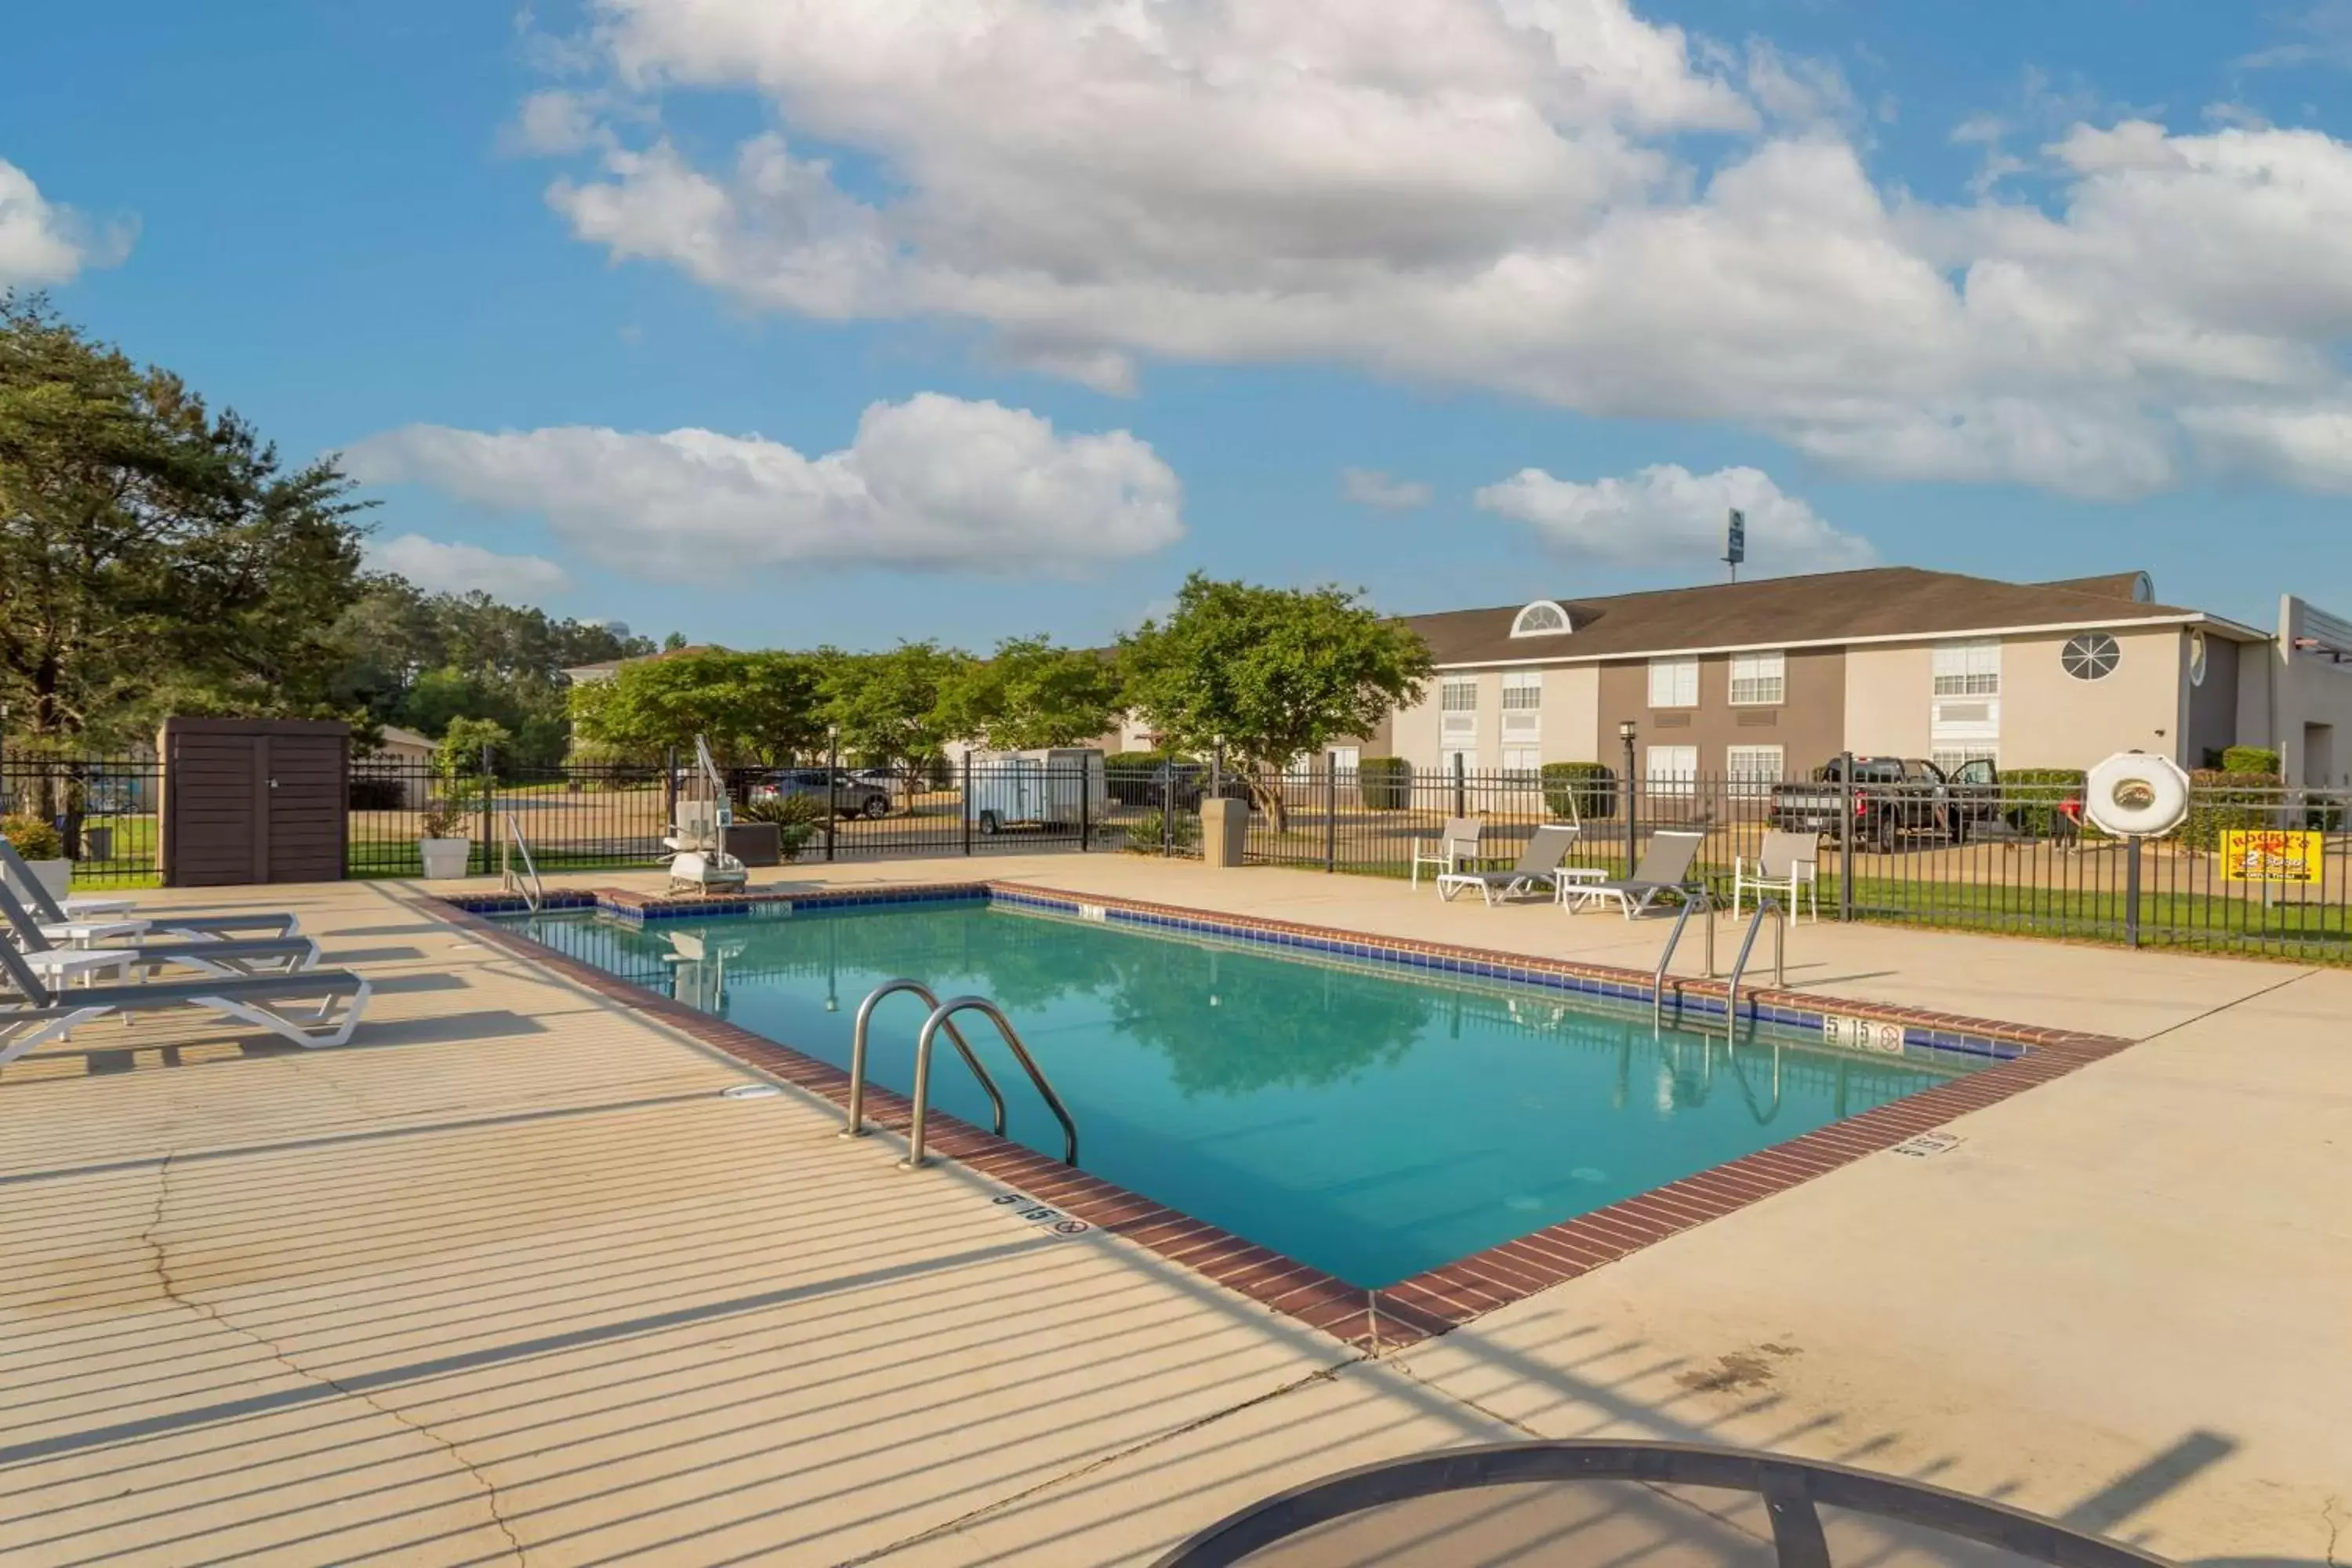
[843,979,1005,1141]
[903,996,1078,1169]
[1150,1439,2173,1568]
[1649,887,1714,1035]
[502,813,544,913]
[1722,895,1787,1044]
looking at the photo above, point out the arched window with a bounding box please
[1511,601,1573,637]
[2062,633,2122,681]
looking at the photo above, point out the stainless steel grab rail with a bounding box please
[903,996,1079,1170]
[1722,896,1787,1045]
[1649,887,1715,1036]
[501,814,544,913]
[842,980,1006,1141]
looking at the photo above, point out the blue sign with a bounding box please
[1726,509,1746,565]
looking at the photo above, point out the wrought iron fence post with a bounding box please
[1161,760,1174,857]
[477,742,495,877]
[1078,757,1091,852]
[1452,751,1466,819]
[963,751,974,855]
[664,746,677,841]
[1838,750,1856,922]
[1325,751,1338,873]
[2125,835,2143,948]
[826,731,840,861]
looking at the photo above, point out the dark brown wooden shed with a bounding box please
[158,719,349,887]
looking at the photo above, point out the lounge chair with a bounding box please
[0,840,302,939]
[1437,824,1584,906]
[1733,829,1820,923]
[1410,818,1485,890]
[1563,829,1708,919]
[0,915,369,1069]
[0,884,321,979]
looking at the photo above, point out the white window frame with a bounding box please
[1439,746,1475,779]
[1726,744,1785,797]
[1501,746,1542,782]
[1931,748,1998,778]
[1510,601,1573,638]
[1647,656,1699,709]
[1729,650,1786,706]
[1500,670,1542,711]
[1646,744,1699,797]
[1933,638,2001,697]
[1439,677,1479,713]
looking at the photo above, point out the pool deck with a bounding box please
[1,858,2344,1566]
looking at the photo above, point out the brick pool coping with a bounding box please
[419,880,2136,1355]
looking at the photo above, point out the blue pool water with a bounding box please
[506,901,1984,1287]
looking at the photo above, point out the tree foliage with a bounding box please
[0,293,371,749]
[820,641,971,778]
[931,635,1123,751]
[1119,573,1432,828]
[568,648,827,767]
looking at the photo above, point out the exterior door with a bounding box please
[162,720,350,886]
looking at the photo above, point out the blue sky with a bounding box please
[5,0,2350,651]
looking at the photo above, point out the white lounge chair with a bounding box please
[0,840,303,939]
[1733,829,1820,924]
[1410,818,1485,890]
[1565,829,1708,919]
[0,883,321,978]
[0,909,369,1069]
[1437,825,1584,906]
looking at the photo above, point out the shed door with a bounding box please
[261,732,347,882]
[166,730,348,886]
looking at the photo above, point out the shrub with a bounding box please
[737,792,827,860]
[1540,762,1617,822]
[1998,768,2085,839]
[419,800,470,840]
[1125,808,1198,855]
[2220,746,2281,778]
[2185,770,2286,850]
[1358,756,1412,811]
[348,777,407,811]
[2,817,63,861]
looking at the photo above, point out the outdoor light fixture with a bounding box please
[1618,720,1639,878]
[1618,720,1637,742]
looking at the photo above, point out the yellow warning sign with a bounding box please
[2219,829,2325,883]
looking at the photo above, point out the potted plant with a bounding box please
[416,800,472,880]
[2,817,70,901]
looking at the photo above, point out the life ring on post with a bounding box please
[2082,752,2191,839]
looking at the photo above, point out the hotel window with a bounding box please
[1931,749,1998,778]
[1729,650,1786,706]
[1501,670,1542,710]
[1501,746,1542,781]
[1933,639,2001,697]
[1647,655,1699,709]
[1727,744,1785,797]
[1646,744,1698,797]
[1439,677,1479,713]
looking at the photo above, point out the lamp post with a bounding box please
[1619,720,1639,879]
[825,724,840,862]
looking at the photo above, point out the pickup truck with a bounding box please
[1770,757,2002,851]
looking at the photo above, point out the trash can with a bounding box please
[1201,797,1247,867]
[82,825,113,860]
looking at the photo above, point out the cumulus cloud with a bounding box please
[1475,464,1876,572]
[517,0,2352,503]
[366,534,575,601]
[2182,405,2352,493]
[0,158,126,285]
[1341,468,1434,510]
[343,394,1184,582]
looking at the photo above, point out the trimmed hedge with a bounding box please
[1358,756,1412,810]
[1541,761,1617,821]
[1998,768,2085,838]
[2220,746,2281,777]
[2185,769,2287,850]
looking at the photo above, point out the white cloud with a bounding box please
[1341,468,1434,510]
[525,2,2352,502]
[1475,463,1876,571]
[367,534,576,601]
[2182,405,2352,492]
[505,90,609,156]
[0,158,126,285]
[343,394,1184,582]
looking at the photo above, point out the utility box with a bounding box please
[1200,797,1247,866]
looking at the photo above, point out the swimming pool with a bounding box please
[501,898,1989,1288]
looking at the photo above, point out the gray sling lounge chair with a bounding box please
[1436,824,1583,906]
[0,884,321,979]
[1563,829,1708,919]
[0,840,302,940]
[0,910,368,1069]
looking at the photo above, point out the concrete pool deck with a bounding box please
[0,862,2343,1565]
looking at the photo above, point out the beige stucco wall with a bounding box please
[2000,627,2184,769]
[1388,688,1442,767]
[1842,644,1933,758]
[1542,666,1602,764]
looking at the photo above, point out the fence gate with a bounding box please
[159,719,350,887]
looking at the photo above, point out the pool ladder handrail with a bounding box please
[501,813,545,913]
[1650,887,1715,1036]
[905,996,1078,1171]
[843,979,1006,1141]
[1721,895,1788,1045]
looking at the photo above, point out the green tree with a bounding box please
[932,635,1124,752]
[0,294,369,750]
[821,641,971,796]
[1119,573,1432,829]
[569,648,825,766]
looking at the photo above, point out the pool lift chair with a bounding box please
[666,736,750,897]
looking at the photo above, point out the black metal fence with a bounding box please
[0,754,166,885]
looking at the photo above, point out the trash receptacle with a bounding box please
[1200,797,1247,867]
[82,825,113,861]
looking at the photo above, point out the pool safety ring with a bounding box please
[2083,751,2191,838]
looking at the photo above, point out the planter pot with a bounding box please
[417,837,473,880]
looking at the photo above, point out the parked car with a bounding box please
[1148,761,1256,811]
[752,768,892,818]
[1770,757,2001,850]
